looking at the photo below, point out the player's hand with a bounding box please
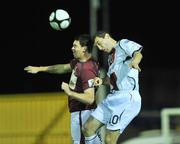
[24,66,40,74]
[129,61,141,72]
[94,77,102,86]
[61,82,71,95]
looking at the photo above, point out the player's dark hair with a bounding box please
[74,34,93,53]
[92,31,108,46]
[94,31,107,38]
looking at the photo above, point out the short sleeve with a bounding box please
[120,39,143,57]
[70,59,78,69]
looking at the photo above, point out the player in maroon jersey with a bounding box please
[24,34,101,144]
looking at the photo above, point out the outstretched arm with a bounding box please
[24,64,71,74]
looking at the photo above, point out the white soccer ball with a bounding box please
[49,9,71,31]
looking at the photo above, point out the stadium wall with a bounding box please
[0,92,71,144]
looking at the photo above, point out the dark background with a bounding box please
[1,0,180,110]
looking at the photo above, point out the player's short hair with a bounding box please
[93,31,107,39]
[92,31,110,46]
[74,34,93,53]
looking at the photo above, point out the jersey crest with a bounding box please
[69,69,77,90]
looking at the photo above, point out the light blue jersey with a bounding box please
[91,39,143,133]
[107,39,143,91]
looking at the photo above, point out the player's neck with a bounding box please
[112,39,117,47]
[79,53,91,62]
[108,40,117,53]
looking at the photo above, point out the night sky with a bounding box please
[1,0,180,103]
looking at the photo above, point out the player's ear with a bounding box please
[105,33,110,39]
[83,46,87,52]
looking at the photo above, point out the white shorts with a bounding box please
[71,109,94,144]
[91,90,141,133]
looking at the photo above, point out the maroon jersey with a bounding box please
[68,58,99,113]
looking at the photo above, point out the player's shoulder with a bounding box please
[120,38,141,48]
[118,39,130,49]
[70,59,79,68]
[120,39,132,45]
[88,57,99,65]
[71,59,79,64]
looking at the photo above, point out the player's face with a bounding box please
[95,34,113,53]
[72,40,84,59]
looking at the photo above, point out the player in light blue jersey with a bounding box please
[82,31,143,144]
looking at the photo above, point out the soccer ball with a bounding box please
[49,9,71,31]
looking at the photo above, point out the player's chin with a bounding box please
[73,54,78,59]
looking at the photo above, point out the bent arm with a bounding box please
[132,51,143,65]
[70,88,95,104]
[129,51,143,71]
[61,82,95,104]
